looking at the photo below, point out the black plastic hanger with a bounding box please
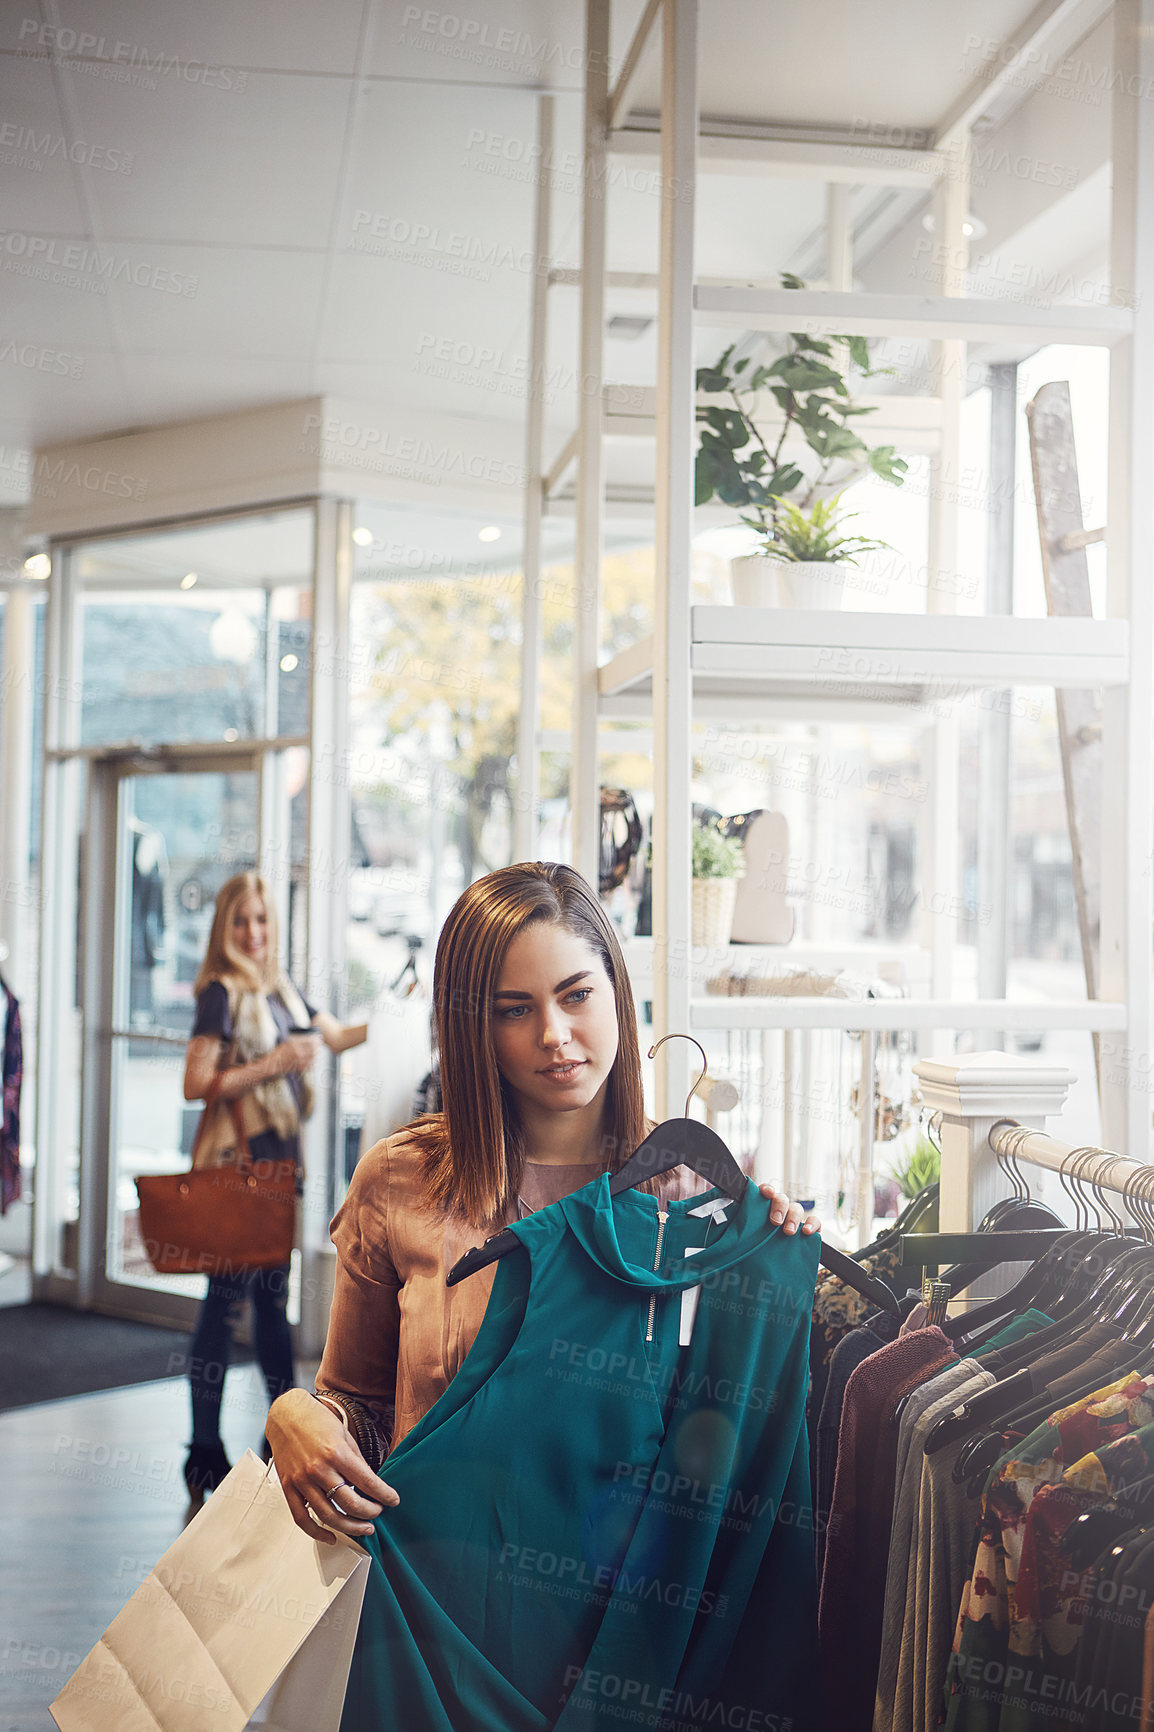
[447,1033,900,1315]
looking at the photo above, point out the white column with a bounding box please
[921,143,968,1047]
[824,183,852,291]
[1101,0,1154,1158]
[515,94,554,863]
[976,365,1017,1049]
[914,1052,1073,1233]
[571,1,610,888]
[0,583,35,992]
[300,496,352,1356]
[652,0,698,1118]
[33,543,83,1288]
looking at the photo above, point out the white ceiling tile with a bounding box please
[60,68,351,247]
[0,237,122,347]
[0,54,94,233]
[365,0,586,90]
[8,0,367,76]
[99,243,326,359]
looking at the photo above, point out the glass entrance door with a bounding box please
[87,755,266,1323]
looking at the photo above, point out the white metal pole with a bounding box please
[652,0,698,1119]
[921,138,968,1048]
[571,1,610,888]
[515,94,555,864]
[976,364,1017,1050]
[1101,0,1154,1158]
[33,544,82,1291]
[0,584,34,992]
[825,183,852,291]
[300,496,352,1356]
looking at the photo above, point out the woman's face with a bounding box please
[231,893,269,964]
[490,922,620,1123]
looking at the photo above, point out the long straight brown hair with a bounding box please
[415,862,647,1225]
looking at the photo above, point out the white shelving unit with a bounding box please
[514,0,1154,1169]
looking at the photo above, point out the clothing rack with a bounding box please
[984,1119,1154,1209]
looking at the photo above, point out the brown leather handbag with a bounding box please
[135,1076,296,1277]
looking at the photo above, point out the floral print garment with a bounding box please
[945,1373,1154,1732]
[811,1243,903,1371]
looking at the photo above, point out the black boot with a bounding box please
[182,1444,232,1523]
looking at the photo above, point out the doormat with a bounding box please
[0,1303,252,1411]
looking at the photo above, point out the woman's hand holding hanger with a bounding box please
[758,1183,821,1236]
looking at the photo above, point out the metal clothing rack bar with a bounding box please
[986,1120,1154,1206]
[897,1230,1070,1266]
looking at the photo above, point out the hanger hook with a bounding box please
[1071,1148,1103,1231]
[1057,1142,1084,1230]
[1010,1125,1034,1204]
[649,1032,709,1118]
[1087,1146,1126,1234]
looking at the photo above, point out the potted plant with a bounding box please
[691,825,743,948]
[754,495,890,609]
[694,275,908,609]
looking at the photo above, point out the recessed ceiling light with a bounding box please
[352,526,374,547]
[23,553,50,579]
[606,315,654,340]
[478,526,501,543]
[280,653,299,672]
[920,210,986,239]
[223,728,239,742]
[180,571,198,589]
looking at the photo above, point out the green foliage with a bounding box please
[772,495,890,566]
[694,275,909,555]
[691,825,743,880]
[887,1130,942,1200]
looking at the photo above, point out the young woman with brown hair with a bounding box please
[181,870,367,1512]
[266,860,818,1538]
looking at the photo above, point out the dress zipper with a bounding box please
[645,1210,669,1342]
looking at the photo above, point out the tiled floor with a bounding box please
[0,1361,316,1731]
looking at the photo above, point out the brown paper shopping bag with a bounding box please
[50,1451,368,1732]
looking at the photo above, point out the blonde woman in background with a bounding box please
[181,871,367,1514]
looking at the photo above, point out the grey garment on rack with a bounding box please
[874,1359,994,1732]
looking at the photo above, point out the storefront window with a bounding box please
[75,508,314,747]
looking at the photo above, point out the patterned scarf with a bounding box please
[228,975,315,1137]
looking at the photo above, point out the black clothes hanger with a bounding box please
[940,1207,1154,1472]
[856,1180,940,1265]
[447,1034,900,1315]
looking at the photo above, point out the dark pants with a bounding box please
[188,1261,295,1448]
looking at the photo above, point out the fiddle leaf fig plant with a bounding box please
[695,273,908,558]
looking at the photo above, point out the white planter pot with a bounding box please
[692,877,738,948]
[730,555,848,611]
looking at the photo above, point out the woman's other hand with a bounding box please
[758,1183,821,1237]
[266,1389,399,1544]
[277,1032,323,1075]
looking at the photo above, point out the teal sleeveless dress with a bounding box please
[340,1173,821,1731]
